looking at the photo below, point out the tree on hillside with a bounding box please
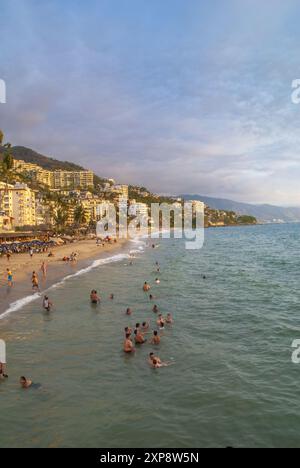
[54,208,68,232]
[0,129,4,146]
[2,144,14,172]
[74,205,87,227]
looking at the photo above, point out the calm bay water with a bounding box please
[1,224,300,448]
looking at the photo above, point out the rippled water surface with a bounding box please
[1,224,300,448]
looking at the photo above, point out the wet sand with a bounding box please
[0,239,128,315]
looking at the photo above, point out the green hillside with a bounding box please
[0,145,106,186]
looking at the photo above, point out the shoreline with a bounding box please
[0,238,130,318]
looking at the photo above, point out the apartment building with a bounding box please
[12,159,94,189]
[128,201,149,217]
[13,159,41,173]
[11,183,36,227]
[52,170,94,190]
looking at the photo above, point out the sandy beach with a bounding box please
[0,238,128,316]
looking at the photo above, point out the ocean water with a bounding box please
[1,224,300,448]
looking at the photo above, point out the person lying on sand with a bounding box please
[124,334,135,354]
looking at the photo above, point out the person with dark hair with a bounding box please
[124,334,135,354]
[90,290,100,304]
[20,376,32,388]
[126,308,132,316]
[0,362,8,379]
[43,296,53,312]
[153,305,159,313]
[150,330,161,345]
[142,321,150,332]
[134,329,147,345]
[124,326,132,336]
[156,314,165,328]
[143,282,151,292]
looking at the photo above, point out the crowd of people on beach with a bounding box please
[0,240,55,257]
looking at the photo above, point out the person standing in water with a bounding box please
[124,334,135,354]
[150,330,161,345]
[32,271,40,291]
[43,296,53,312]
[6,268,13,287]
[0,362,8,379]
[41,261,47,278]
[143,282,151,292]
[90,290,100,304]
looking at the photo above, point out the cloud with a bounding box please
[1,0,300,205]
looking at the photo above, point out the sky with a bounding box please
[1,0,300,206]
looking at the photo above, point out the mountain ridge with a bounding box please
[180,194,300,223]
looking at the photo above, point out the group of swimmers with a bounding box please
[123,259,174,368]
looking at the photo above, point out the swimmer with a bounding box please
[126,308,133,316]
[151,358,173,368]
[124,326,133,336]
[148,352,162,366]
[110,294,114,300]
[155,278,160,284]
[43,296,53,312]
[149,294,154,301]
[134,323,141,333]
[20,376,33,389]
[124,334,135,354]
[153,305,159,313]
[0,362,8,379]
[166,313,174,324]
[156,314,165,328]
[142,321,150,332]
[143,282,151,292]
[90,290,100,304]
[134,329,147,345]
[150,330,161,345]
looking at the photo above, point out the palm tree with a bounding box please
[74,205,87,227]
[54,208,68,232]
